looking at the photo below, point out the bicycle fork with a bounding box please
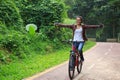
[70,50,79,67]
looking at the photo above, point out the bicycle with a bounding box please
[63,40,83,80]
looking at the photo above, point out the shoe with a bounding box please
[81,60,84,65]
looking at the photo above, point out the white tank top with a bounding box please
[73,27,84,41]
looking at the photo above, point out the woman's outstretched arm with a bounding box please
[54,23,74,29]
[84,24,104,29]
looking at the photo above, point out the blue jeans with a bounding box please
[73,41,84,61]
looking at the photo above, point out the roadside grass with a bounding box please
[83,41,96,51]
[0,41,95,80]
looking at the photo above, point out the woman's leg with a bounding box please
[72,42,78,52]
[78,42,84,61]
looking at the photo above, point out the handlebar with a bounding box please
[62,39,84,43]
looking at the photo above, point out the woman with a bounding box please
[55,16,103,62]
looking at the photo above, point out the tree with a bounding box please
[65,0,120,40]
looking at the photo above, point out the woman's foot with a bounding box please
[81,59,84,64]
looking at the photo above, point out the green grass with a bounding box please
[83,41,96,51]
[0,41,96,80]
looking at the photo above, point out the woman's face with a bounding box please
[76,17,82,25]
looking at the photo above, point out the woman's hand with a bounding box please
[54,23,60,26]
[99,24,104,28]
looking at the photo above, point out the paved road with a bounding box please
[25,42,120,80]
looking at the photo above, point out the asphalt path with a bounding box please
[25,42,120,80]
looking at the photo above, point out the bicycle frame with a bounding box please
[72,45,80,66]
[68,41,83,79]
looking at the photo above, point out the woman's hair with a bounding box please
[76,16,84,25]
[76,16,83,23]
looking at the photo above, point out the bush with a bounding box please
[39,26,62,41]
[0,51,6,62]
[20,0,66,30]
[0,30,31,59]
[1,32,20,52]
[0,50,11,63]
[0,0,69,63]
[0,0,23,29]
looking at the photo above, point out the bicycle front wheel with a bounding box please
[68,55,75,80]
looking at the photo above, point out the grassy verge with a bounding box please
[0,41,95,80]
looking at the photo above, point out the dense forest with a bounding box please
[65,0,120,41]
[0,0,120,63]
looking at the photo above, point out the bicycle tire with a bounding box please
[77,57,82,73]
[68,55,75,80]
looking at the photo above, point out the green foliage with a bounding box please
[29,26,35,35]
[65,0,120,40]
[0,0,69,63]
[0,41,95,80]
[0,28,67,62]
[0,1,97,79]
[0,31,29,60]
[0,0,23,29]
[0,0,67,32]
[96,28,104,38]
[19,0,66,27]
[64,18,76,24]
[40,26,61,41]
[0,51,7,62]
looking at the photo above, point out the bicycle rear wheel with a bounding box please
[68,55,75,80]
[77,57,82,74]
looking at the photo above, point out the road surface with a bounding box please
[25,42,120,80]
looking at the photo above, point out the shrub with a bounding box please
[0,51,6,62]
[0,0,69,63]
[20,0,66,29]
[0,30,31,59]
[0,0,23,29]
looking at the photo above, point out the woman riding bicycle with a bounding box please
[55,16,103,62]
